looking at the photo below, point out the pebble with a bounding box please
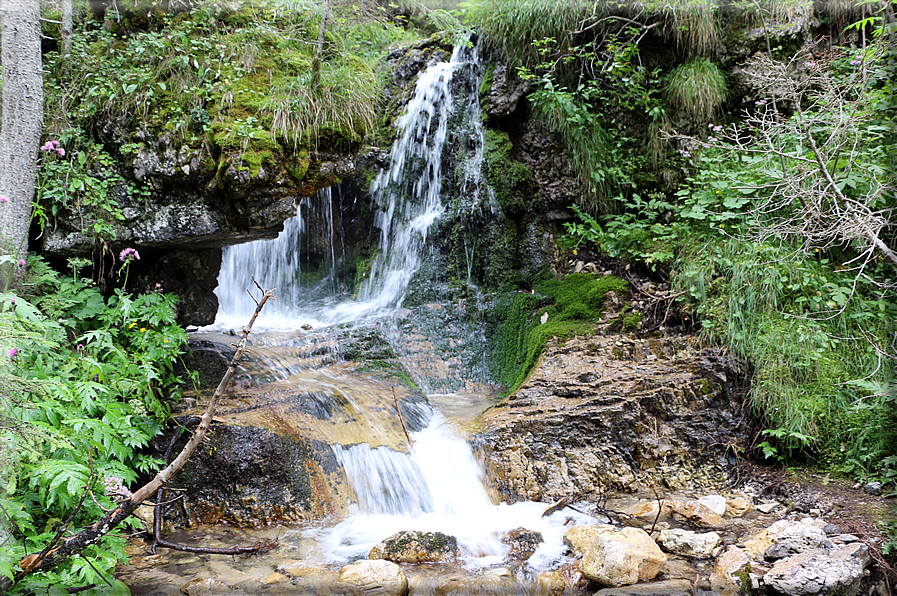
[863,481,883,496]
[756,502,778,514]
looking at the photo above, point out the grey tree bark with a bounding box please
[0,0,43,288]
[62,0,73,56]
[310,0,331,90]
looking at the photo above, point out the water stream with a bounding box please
[186,41,597,590]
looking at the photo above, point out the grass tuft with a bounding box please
[466,0,594,66]
[666,57,727,122]
[664,0,720,57]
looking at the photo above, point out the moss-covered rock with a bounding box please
[369,530,459,563]
[483,129,536,214]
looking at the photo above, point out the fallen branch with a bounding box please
[1,282,275,593]
[151,417,270,556]
[392,386,413,447]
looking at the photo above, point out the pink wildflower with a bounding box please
[6,348,17,358]
[119,247,140,262]
[0,195,8,203]
[17,259,25,267]
[56,147,66,157]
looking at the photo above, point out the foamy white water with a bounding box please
[300,414,597,571]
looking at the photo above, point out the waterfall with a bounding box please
[207,41,596,573]
[214,188,341,328]
[213,45,478,327]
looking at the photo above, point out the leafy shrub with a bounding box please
[0,255,189,591]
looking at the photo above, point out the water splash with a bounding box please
[306,413,598,570]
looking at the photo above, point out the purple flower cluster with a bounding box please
[679,149,692,158]
[119,247,140,262]
[6,348,17,358]
[40,139,66,157]
[850,59,862,66]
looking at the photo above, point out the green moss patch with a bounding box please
[483,129,536,213]
[488,273,628,392]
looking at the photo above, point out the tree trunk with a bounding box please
[62,0,73,56]
[310,0,331,90]
[0,0,43,288]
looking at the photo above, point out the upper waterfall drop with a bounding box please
[212,40,487,328]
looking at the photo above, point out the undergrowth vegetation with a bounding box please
[559,22,897,489]
[1,255,189,593]
[44,0,403,151]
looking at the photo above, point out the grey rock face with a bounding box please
[764,543,870,596]
[476,332,746,500]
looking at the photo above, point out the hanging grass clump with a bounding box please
[666,57,728,122]
[664,0,720,57]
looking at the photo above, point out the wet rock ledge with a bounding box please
[476,329,746,501]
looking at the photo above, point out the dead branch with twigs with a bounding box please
[668,44,897,291]
[0,280,276,595]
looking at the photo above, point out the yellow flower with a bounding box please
[128,322,137,329]
[573,250,578,255]
[140,328,146,333]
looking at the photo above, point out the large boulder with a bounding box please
[476,332,746,500]
[657,529,721,557]
[744,519,831,560]
[763,543,870,596]
[574,526,667,587]
[669,498,726,528]
[337,559,408,596]
[369,530,459,563]
[710,546,752,596]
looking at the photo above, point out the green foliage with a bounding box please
[482,129,535,213]
[517,36,656,212]
[36,130,151,244]
[0,255,188,592]
[674,239,897,468]
[487,273,627,392]
[43,0,389,175]
[666,58,728,122]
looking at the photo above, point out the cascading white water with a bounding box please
[211,42,592,574]
[214,188,344,329]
